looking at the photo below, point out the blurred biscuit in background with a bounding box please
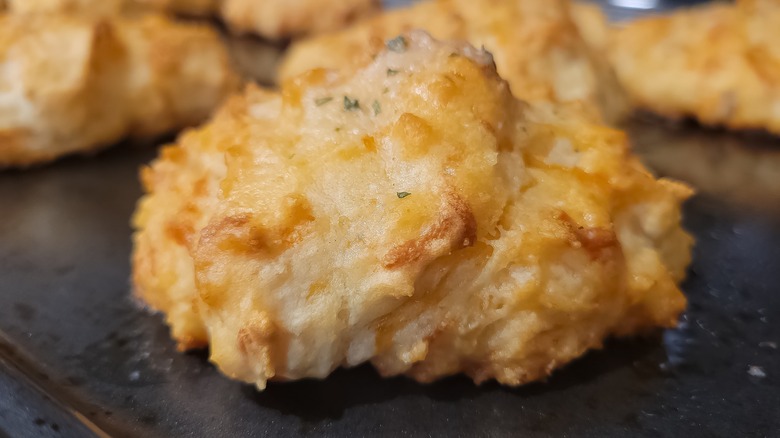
[220,0,380,39]
[0,13,239,168]
[280,0,629,124]
[578,0,780,135]
[7,0,381,39]
[5,0,124,16]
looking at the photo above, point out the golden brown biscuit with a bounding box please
[5,0,209,16]
[131,0,217,16]
[609,0,780,134]
[280,0,628,123]
[133,32,692,389]
[5,0,124,16]
[0,13,239,168]
[6,0,378,38]
[220,0,380,39]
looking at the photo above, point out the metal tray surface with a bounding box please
[1,1,779,437]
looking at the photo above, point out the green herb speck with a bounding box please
[397,191,411,199]
[372,100,381,116]
[386,36,407,53]
[315,96,333,106]
[343,96,360,111]
[387,68,399,76]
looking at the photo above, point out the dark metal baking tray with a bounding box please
[1,1,779,437]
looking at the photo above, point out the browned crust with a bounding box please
[382,192,477,269]
[236,316,292,380]
[176,331,209,351]
[558,211,620,261]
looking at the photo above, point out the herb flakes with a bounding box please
[386,68,399,76]
[386,36,407,53]
[343,96,360,111]
[397,191,411,199]
[315,96,333,106]
[372,100,381,116]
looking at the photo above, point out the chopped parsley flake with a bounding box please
[386,36,407,53]
[315,96,333,106]
[386,68,399,76]
[397,191,411,199]
[449,52,460,58]
[372,100,381,116]
[343,96,360,111]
